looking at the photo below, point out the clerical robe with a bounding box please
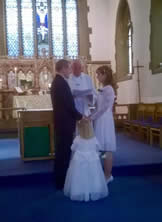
[68,72,96,115]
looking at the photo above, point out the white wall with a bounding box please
[87,0,162,104]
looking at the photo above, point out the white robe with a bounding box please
[68,72,96,115]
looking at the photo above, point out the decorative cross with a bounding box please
[133,60,144,103]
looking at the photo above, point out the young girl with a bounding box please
[64,120,108,202]
[89,66,117,184]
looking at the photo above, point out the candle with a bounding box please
[14,67,17,72]
[0,78,2,89]
[14,67,18,86]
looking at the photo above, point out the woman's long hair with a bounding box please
[96,65,118,95]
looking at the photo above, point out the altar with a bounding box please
[13,94,52,118]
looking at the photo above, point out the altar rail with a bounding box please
[114,104,129,128]
[0,107,25,132]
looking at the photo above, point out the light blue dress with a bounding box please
[91,85,116,152]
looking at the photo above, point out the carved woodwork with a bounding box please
[0,57,113,131]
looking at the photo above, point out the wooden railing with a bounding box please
[0,107,26,131]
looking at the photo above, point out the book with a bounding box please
[14,87,24,93]
[72,89,93,97]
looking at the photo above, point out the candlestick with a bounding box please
[14,67,18,87]
[0,78,2,89]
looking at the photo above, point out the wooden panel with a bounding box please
[114,104,129,128]
[0,94,2,119]
[18,110,54,161]
[19,110,53,122]
[23,126,51,158]
[0,119,17,129]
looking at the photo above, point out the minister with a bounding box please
[68,60,96,116]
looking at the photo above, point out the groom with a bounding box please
[50,59,83,190]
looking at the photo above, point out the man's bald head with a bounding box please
[72,60,83,77]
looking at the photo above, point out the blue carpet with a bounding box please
[114,133,162,166]
[0,133,162,221]
[0,138,19,159]
[1,132,162,166]
[0,174,162,222]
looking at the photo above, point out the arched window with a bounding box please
[150,0,162,74]
[5,0,83,58]
[115,0,133,81]
[5,0,19,56]
[128,22,133,74]
[21,0,34,56]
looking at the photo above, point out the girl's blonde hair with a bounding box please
[77,120,94,139]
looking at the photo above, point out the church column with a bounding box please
[34,60,39,89]
[77,0,91,60]
[0,0,7,56]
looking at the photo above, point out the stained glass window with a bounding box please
[21,0,34,56]
[66,0,78,58]
[51,0,64,57]
[36,0,49,56]
[6,0,19,57]
[5,0,79,58]
[128,25,133,74]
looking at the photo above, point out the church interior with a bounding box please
[0,0,162,221]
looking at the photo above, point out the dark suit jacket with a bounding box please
[51,74,82,135]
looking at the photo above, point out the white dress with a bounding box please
[91,85,116,152]
[68,73,96,115]
[64,136,108,202]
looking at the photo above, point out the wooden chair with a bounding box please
[150,104,162,148]
[129,104,146,139]
[123,104,141,135]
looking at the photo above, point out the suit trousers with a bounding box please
[54,130,74,190]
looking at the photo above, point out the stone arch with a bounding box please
[115,0,133,81]
[150,0,162,74]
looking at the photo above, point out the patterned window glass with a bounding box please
[51,0,64,57]
[128,26,133,74]
[66,0,78,58]
[6,0,19,56]
[5,0,79,58]
[21,0,34,56]
[36,0,49,56]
